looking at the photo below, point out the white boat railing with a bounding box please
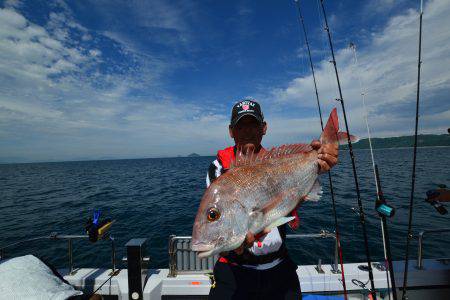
[168,229,338,277]
[0,232,117,275]
[3,227,450,277]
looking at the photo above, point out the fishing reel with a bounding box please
[425,186,448,215]
[375,194,395,218]
[85,210,114,242]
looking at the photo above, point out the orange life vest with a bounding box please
[217,146,235,170]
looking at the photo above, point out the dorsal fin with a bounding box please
[231,143,312,168]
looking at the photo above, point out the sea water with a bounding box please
[1,147,449,269]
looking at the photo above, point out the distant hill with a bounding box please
[341,134,450,149]
[187,153,201,157]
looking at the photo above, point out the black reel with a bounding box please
[426,188,449,215]
[85,211,113,242]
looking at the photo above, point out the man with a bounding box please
[206,99,338,300]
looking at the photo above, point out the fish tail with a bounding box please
[320,108,359,145]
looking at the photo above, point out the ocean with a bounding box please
[1,147,449,269]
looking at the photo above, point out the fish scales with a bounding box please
[192,152,319,258]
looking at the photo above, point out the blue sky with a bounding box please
[0,0,449,163]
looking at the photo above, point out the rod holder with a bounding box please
[315,258,324,274]
[331,237,340,274]
[126,238,148,300]
[68,239,74,275]
[417,228,450,269]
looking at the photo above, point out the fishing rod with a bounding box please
[293,1,348,298]
[349,43,397,300]
[402,1,424,299]
[318,1,377,298]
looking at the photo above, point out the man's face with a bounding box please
[229,115,267,152]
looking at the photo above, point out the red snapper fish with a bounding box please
[191,108,352,258]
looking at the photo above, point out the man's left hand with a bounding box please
[311,140,338,173]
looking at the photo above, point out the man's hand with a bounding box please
[311,140,338,173]
[234,229,271,254]
[220,229,270,256]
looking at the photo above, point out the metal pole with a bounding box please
[111,236,116,274]
[68,238,73,275]
[416,229,450,269]
[333,237,339,273]
[168,235,176,277]
[417,231,424,269]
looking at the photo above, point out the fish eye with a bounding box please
[207,207,220,222]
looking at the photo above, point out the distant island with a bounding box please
[187,153,201,157]
[341,134,450,149]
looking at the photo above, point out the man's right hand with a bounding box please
[220,229,271,256]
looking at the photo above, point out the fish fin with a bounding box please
[261,143,313,159]
[265,216,295,231]
[232,143,312,168]
[304,180,322,202]
[320,108,339,145]
[337,132,359,145]
[320,108,358,145]
[261,188,300,215]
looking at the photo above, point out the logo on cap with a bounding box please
[230,99,263,127]
[237,100,255,114]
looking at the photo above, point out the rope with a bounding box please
[352,278,370,290]
[86,270,119,299]
[348,44,377,187]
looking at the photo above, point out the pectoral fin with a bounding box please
[265,216,295,231]
[304,180,322,202]
[257,188,302,232]
[248,208,264,233]
[261,188,299,214]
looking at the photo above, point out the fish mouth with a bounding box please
[196,238,245,258]
[191,242,214,253]
[191,242,218,258]
[197,249,215,259]
[191,235,246,258]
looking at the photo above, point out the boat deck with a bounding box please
[60,258,450,299]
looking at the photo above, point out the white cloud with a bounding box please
[92,0,197,51]
[3,0,22,9]
[0,8,91,86]
[363,0,408,15]
[0,3,228,162]
[267,0,450,140]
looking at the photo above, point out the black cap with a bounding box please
[230,99,264,127]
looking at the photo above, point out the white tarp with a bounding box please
[0,255,83,300]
